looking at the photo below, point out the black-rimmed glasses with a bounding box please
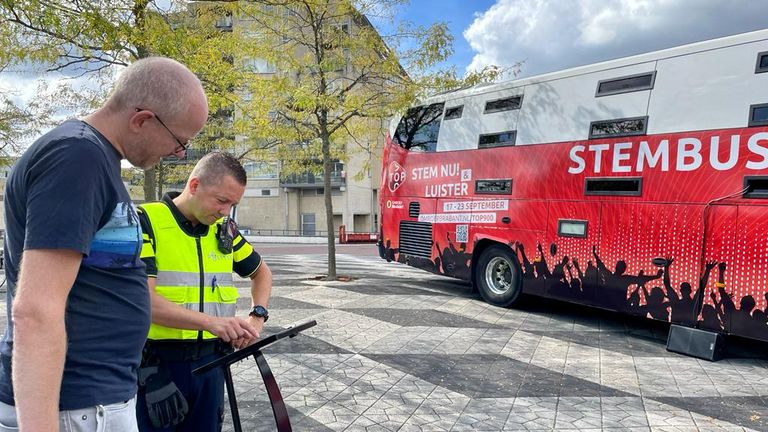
[135,108,188,153]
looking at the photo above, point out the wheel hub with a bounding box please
[485,256,512,295]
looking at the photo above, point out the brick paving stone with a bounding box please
[1,248,767,432]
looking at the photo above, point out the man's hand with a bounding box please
[206,316,260,343]
[230,316,265,349]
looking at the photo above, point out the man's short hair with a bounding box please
[106,57,204,120]
[191,152,247,186]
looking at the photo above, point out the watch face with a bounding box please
[252,306,268,317]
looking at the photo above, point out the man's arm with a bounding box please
[12,249,81,431]
[148,278,260,342]
[233,262,273,349]
[247,262,273,331]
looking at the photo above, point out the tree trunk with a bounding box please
[321,133,337,280]
[157,161,164,199]
[143,166,157,202]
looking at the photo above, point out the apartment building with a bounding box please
[219,6,387,237]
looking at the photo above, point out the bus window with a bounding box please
[589,116,648,139]
[584,177,642,196]
[479,131,516,148]
[596,72,656,97]
[444,105,463,120]
[756,51,768,73]
[476,179,512,194]
[393,102,445,152]
[748,103,768,126]
[484,96,522,113]
[743,176,768,198]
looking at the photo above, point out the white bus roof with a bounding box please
[426,28,768,103]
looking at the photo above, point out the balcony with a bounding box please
[280,171,346,189]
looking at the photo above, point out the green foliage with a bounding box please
[0,0,266,195]
[226,0,511,277]
[0,0,515,276]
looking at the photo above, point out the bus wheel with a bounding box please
[475,244,522,307]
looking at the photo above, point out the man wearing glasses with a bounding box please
[0,56,209,431]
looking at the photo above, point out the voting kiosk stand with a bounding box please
[193,320,318,432]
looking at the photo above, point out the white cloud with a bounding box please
[464,0,768,77]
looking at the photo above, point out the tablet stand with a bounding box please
[193,320,318,432]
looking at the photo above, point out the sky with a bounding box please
[393,0,768,78]
[3,0,768,119]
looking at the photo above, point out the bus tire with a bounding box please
[474,244,522,307]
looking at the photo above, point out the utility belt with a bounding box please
[143,339,232,363]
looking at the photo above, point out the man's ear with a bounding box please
[130,109,154,133]
[188,177,200,194]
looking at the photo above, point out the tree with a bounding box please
[1,0,512,279]
[233,0,510,279]
[0,0,258,199]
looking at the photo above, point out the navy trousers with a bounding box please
[136,352,225,432]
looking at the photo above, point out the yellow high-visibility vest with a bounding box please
[140,202,239,340]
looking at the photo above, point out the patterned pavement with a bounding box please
[224,248,768,432]
[0,246,766,431]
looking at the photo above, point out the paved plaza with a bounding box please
[224,245,768,432]
[1,244,767,431]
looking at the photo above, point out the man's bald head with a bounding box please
[105,57,207,120]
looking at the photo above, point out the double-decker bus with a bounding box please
[378,29,768,343]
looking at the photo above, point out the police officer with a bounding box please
[136,152,272,431]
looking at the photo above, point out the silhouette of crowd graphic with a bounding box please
[514,242,768,338]
[382,234,472,280]
[382,237,768,339]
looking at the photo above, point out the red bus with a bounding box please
[378,29,768,344]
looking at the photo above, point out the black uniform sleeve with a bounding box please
[232,229,262,278]
[137,207,158,277]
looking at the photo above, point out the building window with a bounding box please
[245,57,277,74]
[484,96,522,113]
[301,213,316,236]
[596,72,656,97]
[244,161,278,179]
[244,188,278,198]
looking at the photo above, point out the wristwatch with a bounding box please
[249,305,269,322]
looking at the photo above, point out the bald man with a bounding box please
[0,57,209,431]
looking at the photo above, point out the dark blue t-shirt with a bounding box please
[0,119,151,410]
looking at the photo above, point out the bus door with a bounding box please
[434,197,473,280]
[544,201,602,306]
[697,204,736,334]
[598,203,704,319]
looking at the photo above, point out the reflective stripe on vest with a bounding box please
[140,201,239,341]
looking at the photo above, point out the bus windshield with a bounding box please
[393,102,445,152]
